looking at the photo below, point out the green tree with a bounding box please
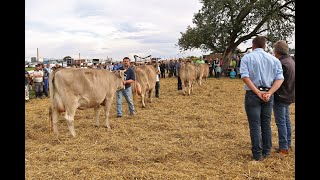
[178,0,295,74]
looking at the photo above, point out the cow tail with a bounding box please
[48,70,57,134]
[132,68,137,98]
[186,63,189,86]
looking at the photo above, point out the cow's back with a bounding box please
[180,62,196,82]
[135,65,157,88]
[132,65,157,106]
[200,63,209,78]
[195,63,209,80]
[51,68,120,110]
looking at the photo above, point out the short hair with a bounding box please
[123,57,130,61]
[252,36,266,49]
[273,40,289,56]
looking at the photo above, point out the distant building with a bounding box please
[63,57,74,66]
[31,57,37,62]
[93,59,101,65]
[74,59,86,66]
[203,53,223,61]
[43,58,49,64]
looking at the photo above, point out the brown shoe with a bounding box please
[280,149,288,154]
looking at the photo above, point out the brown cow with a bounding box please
[48,68,125,137]
[179,61,196,95]
[132,64,157,108]
[195,63,209,86]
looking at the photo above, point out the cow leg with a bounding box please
[191,81,194,93]
[182,81,186,95]
[148,89,153,103]
[141,89,147,108]
[51,107,60,136]
[188,82,191,95]
[103,97,113,129]
[141,93,146,108]
[64,107,77,137]
[94,105,102,127]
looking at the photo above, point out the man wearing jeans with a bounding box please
[116,57,135,118]
[240,36,284,161]
[272,40,295,154]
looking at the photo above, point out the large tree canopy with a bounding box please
[178,0,295,73]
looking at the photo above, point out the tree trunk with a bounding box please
[221,46,236,76]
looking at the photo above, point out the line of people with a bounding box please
[25,63,52,101]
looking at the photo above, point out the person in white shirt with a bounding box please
[154,61,161,98]
[33,64,44,99]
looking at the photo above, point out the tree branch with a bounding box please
[278,13,295,20]
[280,0,295,9]
[256,28,268,34]
[283,5,295,12]
[235,0,258,23]
[239,47,252,53]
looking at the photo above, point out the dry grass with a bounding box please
[25,76,295,179]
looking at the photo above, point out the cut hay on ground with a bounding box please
[25,77,295,179]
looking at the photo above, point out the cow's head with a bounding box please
[113,70,126,91]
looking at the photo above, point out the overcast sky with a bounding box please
[25,0,295,61]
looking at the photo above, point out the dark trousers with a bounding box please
[160,70,165,78]
[177,76,182,90]
[43,78,49,97]
[34,82,43,98]
[213,66,217,77]
[209,67,214,77]
[245,90,274,160]
[155,81,160,97]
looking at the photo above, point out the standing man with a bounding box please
[43,63,52,97]
[154,61,161,98]
[240,36,284,161]
[271,40,295,154]
[116,57,135,118]
[213,58,220,78]
[33,64,44,99]
[160,61,166,78]
[176,58,182,90]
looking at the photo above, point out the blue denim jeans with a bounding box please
[245,91,274,160]
[43,78,49,97]
[116,86,135,116]
[273,100,292,150]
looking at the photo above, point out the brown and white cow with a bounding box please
[132,64,157,108]
[195,63,209,86]
[48,68,125,137]
[179,61,196,96]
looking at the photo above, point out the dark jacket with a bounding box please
[274,55,295,104]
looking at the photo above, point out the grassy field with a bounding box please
[25,76,295,179]
[25,67,35,71]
